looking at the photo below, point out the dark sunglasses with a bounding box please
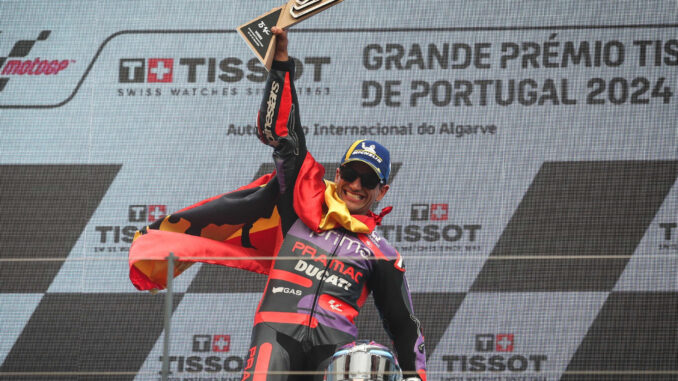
[339,165,381,189]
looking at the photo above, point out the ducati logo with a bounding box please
[289,0,339,18]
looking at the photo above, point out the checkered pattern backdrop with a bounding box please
[1,1,676,380]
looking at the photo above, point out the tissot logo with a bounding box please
[442,334,547,374]
[147,58,173,82]
[380,203,480,244]
[475,333,514,352]
[0,30,74,92]
[193,334,231,352]
[411,203,448,221]
[128,204,167,223]
[118,57,265,84]
[118,56,329,84]
[93,204,167,252]
[158,334,244,374]
[119,58,173,83]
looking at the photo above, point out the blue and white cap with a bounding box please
[340,139,391,184]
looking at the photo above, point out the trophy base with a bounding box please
[237,7,283,71]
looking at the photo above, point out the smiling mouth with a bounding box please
[343,189,365,201]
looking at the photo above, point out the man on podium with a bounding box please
[241,26,427,381]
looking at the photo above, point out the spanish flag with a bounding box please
[128,153,385,291]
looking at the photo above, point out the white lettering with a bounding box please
[293,260,355,290]
[338,236,361,254]
[337,278,350,290]
[325,274,339,286]
[294,260,308,271]
[272,286,302,296]
[264,81,280,143]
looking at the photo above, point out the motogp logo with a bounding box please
[289,0,340,18]
[0,30,74,92]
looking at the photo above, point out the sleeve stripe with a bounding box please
[274,72,293,138]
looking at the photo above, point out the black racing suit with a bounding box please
[242,59,426,381]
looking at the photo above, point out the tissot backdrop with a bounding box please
[1,1,676,380]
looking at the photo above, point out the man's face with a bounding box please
[334,161,389,215]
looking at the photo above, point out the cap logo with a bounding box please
[361,142,377,155]
[353,142,383,163]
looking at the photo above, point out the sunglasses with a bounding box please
[339,165,381,189]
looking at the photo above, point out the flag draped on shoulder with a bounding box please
[128,153,387,291]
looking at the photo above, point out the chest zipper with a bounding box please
[303,230,343,347]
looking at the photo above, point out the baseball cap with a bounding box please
[340,139,391,184]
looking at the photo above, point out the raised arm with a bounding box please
[256,27,307,234]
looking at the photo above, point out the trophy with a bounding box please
[238,0,345,70]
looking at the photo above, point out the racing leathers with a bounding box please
[244,59,426,381]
